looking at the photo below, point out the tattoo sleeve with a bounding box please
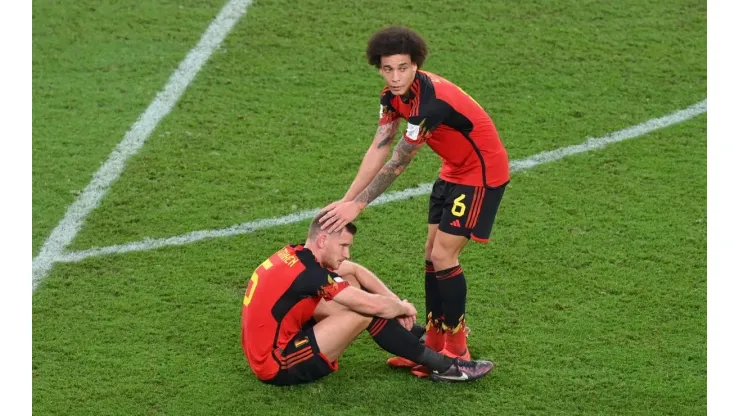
[375,120,401,149]
[355,139,423,205]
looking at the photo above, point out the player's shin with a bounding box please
[424,260,445,351]
[436,265,468,356]
[367,317,453,372]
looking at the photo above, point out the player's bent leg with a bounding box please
[313,298,352,322]
[386,320,429,368]
[368,316,451,370]
[312,309,372,362]
[369,317,494,381]
[311,308,496,383]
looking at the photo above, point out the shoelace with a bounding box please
[453,358,478,369]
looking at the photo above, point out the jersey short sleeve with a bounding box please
[317,272,350,301]
[294,267,350,301]
[404,95,452,145]
[378,89,400,125]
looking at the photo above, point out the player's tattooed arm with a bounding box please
[355,139,423,205]
[373,119,401,149]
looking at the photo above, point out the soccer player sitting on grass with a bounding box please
[240,213,495,385]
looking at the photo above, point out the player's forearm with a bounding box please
[352,162,403,207]
[342,147,390,201]
[343,261,398,299]
[336,287,406,318]
[372,295,410,319]
[353,140,419,206]
[342,121,400,201]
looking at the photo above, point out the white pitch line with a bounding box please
[32,0,254,291]
[54,99,707,265]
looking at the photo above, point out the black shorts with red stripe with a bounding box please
[264,319,337,386]
[429,178,507,242]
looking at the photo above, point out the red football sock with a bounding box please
[424,315,446,352]
[444,321,468,356]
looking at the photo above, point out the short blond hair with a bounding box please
[307,212,358,241]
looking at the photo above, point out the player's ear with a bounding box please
[317,234,327,249]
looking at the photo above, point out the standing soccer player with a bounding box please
[319,26,509,376]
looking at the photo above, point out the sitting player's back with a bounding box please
[241,245,347,380]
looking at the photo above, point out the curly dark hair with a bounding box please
[366,26,428,68]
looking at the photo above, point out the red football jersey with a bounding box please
[379,70,510,188]
[241,244,349,380]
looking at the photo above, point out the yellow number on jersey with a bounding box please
[242,259,273,306]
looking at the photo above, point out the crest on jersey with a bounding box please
[405,123,420,140]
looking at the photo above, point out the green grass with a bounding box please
[32,0,226,255]
[32,0,706,414]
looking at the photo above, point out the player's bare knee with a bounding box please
[352,310,373,326]
[340,272,361,288]
[340,310,373,338]
[430,246,458,270]
[333,308,372,326]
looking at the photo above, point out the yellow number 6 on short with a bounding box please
[243,259,273,306]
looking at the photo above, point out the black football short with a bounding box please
[428,178,507,242]
[263,319,337,386]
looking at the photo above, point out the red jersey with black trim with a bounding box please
[240,244,349,380]
[379,70,510,188]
